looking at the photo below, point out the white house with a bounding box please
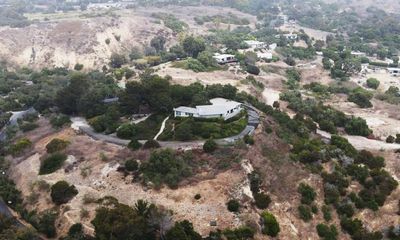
[174,98,242,120]
[388,67,400,76]
[244,40,265,49]
[257,52,273,60]
[351,51,366,57]
[269,43,277,50]
[276,33,298,40]
[213,54,237,64]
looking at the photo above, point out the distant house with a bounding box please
[213,54,237,64]
[388,67,400,76]
[173,98,242,120]
[351,51,366,57]
[276,33,298,40]
[244,40,265,49]
[257,52,273,60]
[269,43,277,50]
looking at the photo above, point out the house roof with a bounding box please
[244,40,264,45]
[174,98,242,116]
[213,54,235,60]
[197,98,242,116]
[173,106,197,114]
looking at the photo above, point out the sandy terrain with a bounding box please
[326,95,400,139]
[0,6,257,70]
[351,71,400,92]
[279,24,333,41]
[10,125,258,237]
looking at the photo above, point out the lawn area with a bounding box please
[158,111,248,141]
[134,113,168,140]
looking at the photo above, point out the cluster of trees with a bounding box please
[140,149,194,188]
[376,86,400,105]
[297,183,318,222]
[386,134,400,144]
[323,50,361,81]
[347,87,373,108]
[291,132,398,239]
[194,13,250,26]
[151,13,188,33]
[280,90,372,136]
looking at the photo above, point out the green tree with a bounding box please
[203,139,217,153]
[150,36,166,53]
[366,78,380,89]
[298,183,316,205]
[182,36,206,58]
[50,181,78,205]
[46,138,69,153]
[110,53,126,68]
[227,199,240,212]
[165,220,202,240]
[316,224,338,240]
[261,211,280,237]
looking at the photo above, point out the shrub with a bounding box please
[246,64,260,75]
[254,192,271,209]
[322,205,332,222]
[348,88,373,108]
[194,194,201,200]
[223,226,255,239]
[344,117,372,137]
[39,153,67,175]
[366,78,380,89]
[316,224,338,240]
[125,159,138,172]
[340,217,363,236]
[20,122,39,132]
[50,181,78,205]
[143,139,161,149]
[8,138,32,156]
[50,114,71,128]
[330,135,357,157]
[46,138,69,153]
[74,63,84,71]
[203,139,217,153]
[244,135,255,145]
[186,58,206,72]
[140,149,192,188]
[386,135,395,143]
[117,123,138,139]
[336,202,355,218]
[261,211,280,237]
[128,139,142,150]
[298,183,316,205]
[227,199,240,212]
[298,205,313,222]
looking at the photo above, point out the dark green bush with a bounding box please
[39,153,67,175]
[316,224,338,240]
[298,183,316,205]
[125,159,139,172]
[254,192,271,209]
[46,138,69,153]
[298,205,313,222]
[227,199,240,212]
[203,139,217,153]
[117,123,138,139]
[128,139,142,151]
[246,64,260,75]
[143,139,161,149]
[366,78,380,89]
[261,211,280,237]
[50,181,78,205]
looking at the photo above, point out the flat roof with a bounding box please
[173,106,197,114]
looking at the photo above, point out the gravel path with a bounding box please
[317,130,400,151]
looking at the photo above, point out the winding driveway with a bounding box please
[71,105,260,150]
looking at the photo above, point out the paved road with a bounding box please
[0,108,37,142]
[72,105,260,149]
